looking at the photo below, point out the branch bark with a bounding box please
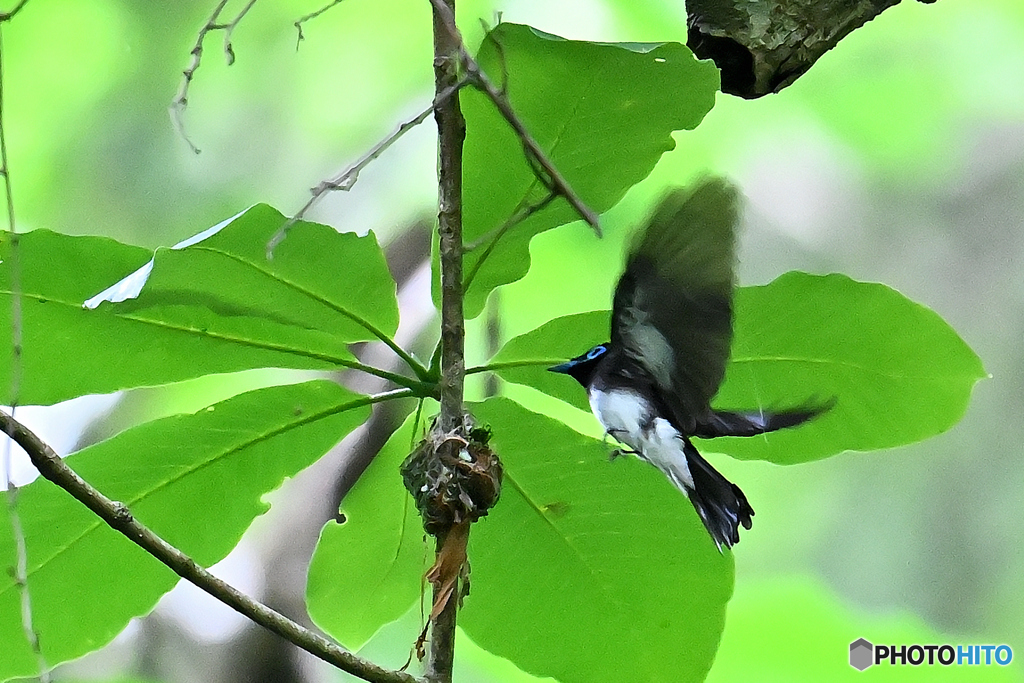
[428,1,466,680]
[687,0,938,98]
[427,0,599,235]
[171,0,258,153]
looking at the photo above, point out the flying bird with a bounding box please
[550,178,830,551]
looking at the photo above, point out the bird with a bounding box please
[549,178,831,551]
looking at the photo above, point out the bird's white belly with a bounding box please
[589,388,694,490]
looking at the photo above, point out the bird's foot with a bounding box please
[603,430,640,461]
[608,448,636,461]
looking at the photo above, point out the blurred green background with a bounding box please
[4,0,1023,681]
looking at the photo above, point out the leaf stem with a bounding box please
[466,358,562,375]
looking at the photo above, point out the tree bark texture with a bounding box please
[687,0,938,98]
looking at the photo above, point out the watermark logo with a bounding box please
[850,639,1013,670]
[850,639,873,671]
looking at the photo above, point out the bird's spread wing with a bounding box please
[611,178,739,433]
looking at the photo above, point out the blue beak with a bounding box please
[548,360,574,373]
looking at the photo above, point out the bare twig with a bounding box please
[171,0,259,154]
[462,191,555,253]
[426,0,600,236]
[0,15,49,681]
[294,0,346,49]
[0,0,29,21]
[266,77,468,259]
[483,291,501,398]
[0,395,423,683]
[264,81,466,384]
[461,191,556,294]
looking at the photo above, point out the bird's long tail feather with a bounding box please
[678,440,753,552]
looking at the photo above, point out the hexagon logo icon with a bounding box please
[850,638,874,671]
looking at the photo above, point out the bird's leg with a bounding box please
[604,429,640,461]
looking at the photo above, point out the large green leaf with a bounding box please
[0,207,400,405]
[306,409,427,651]
[483,310,608,413]
[0,230,151,405]
[454,23,720,318]
[462,398,731,683]
[0,380,370,679]
[488,272,985,463]
[308,397,731,683]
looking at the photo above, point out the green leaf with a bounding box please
[488,272,986,463]
[306,397,730,683]
[306,408,427,651]
[712,272,985,463]
[483,310,608,412]
[462,398,731,683]
[454,23,720,318]
[0,207,402,405]
[0,230,151,405]
[0,380,371,678]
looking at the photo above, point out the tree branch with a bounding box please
[461,191,556,293]
[266,77,468,263]
[0,0,29,21]
[294,0,346,49]
[687,0,938,98]
[427,1,467,679]
[171,0,259,154]
[0,400,423,683]
[426,0,600,236]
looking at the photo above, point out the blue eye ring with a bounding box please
[586,345,606,360]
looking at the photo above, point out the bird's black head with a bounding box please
[548,343,610,387]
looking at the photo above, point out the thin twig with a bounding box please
[0,395,423,683]
[426,186,556,379]
[294,0,346,49]
[462,191,555,253]
[264,81,466,383]
[461,191,556,292]
[423,192,555,372]
[266,77,469,259]
[221,0,257,64]
[171,0,258,154]
[426,0,600,236]
[0,16,49,681]
[0,0,29,21]
[483,291,501,398]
